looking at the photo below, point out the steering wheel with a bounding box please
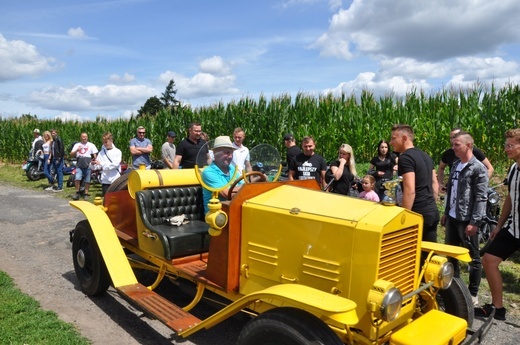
[227,171,267,200]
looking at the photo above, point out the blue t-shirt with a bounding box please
[202,163,242,213]
[129,137,152,168]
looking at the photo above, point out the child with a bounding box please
[359,175,380,202]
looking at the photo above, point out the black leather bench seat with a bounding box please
[136,186,209,260]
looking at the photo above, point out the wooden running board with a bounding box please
[117,283,201,333]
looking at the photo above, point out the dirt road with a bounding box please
[0,184,246,344]
[0,184,518,344]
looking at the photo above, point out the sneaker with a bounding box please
[471,295,479,307]
[71,192,80,201]
[44,186,55,191]
[474,303,506,321]
[52,188,63,193]
[83,193,90,201]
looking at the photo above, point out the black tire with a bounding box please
[437,277,474,327]
[72,220,110,296]
[237,307,343,345]
[26,164,40,181]
[67,174,75,187]
[105,173,129,193]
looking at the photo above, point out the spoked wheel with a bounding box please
[72,220,110,296]
[237,307,343,345]
[436,277,474,327]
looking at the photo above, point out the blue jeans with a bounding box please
[43,154,53,184]
[52,158,64,189]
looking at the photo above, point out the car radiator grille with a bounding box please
[378,226,419,296]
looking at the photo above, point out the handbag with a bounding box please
[77,156,92,169]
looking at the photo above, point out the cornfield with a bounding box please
[1,83,519,169]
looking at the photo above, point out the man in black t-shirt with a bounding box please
[390,124,439,242]
[173,122,208,169]
[288,136,327,188]
[437,128,494,193]
[283,133,302,167]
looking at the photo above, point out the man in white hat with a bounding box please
[202,136,243,213]
[31,129,43,159]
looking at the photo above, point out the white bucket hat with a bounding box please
[213,136,236,151]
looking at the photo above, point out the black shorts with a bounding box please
[486,226,520,261]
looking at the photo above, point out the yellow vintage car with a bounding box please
[69,144,491,344]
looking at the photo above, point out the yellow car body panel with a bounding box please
[422,241,471,262]
[70,200,137,288]
[239,185,430,337]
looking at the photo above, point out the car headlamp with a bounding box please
[488,191,500,205]
[205,197,228,236]
[424,255,454,289]
[367,280,402,322]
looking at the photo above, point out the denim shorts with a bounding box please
[75,167,91,183]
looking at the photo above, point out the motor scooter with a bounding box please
[478,179,507,255]
[22,150,55,181]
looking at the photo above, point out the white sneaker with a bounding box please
[471,295,479,306]
[44,186,55,191]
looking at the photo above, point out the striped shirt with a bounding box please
[506,163,520,239]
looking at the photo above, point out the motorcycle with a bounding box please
[22,149,77,182]
[478,179,507,253]
[67,162,128,188]
[22,150,55,181]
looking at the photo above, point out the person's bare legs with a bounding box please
[482,253,504,308]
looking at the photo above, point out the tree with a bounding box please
[137,96,162,117]
[160,79,179,108]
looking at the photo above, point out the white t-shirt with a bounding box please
[72,142,99,158]
[232,143,250,174]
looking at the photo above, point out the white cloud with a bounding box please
[313,0,520,61]
[109,72,136,84]
[158,56,239,99]
[323,72,430,98]
[67,27,87,39]
[54,111,83,122]
[24,84,157,112]
[0,34,59,81]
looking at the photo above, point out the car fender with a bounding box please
[422,241,471,262]
[70,200,137,288]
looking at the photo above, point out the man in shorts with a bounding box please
[70,132,98,200]
[475,128,520,321]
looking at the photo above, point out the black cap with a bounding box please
[167,131,176,137]
[283,133,294,141]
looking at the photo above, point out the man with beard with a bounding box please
[288,136,327,189]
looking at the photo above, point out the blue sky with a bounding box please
[1,0,519,121]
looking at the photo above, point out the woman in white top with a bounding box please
[92,132,122,196]
[42,131,54,188]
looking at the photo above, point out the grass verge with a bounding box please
[0,271,90,345]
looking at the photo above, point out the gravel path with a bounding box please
[0,184,518,344]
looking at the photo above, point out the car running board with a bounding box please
[117,283,201,333]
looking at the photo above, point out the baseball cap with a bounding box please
[167,131,176,137]
[33,129,40,134]
[283,133,294,141]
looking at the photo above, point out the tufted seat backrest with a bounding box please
[143,186,205,225]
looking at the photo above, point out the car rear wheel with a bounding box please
[72,220,110,296]
[106,173,129,193]
[237,307,343,345]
